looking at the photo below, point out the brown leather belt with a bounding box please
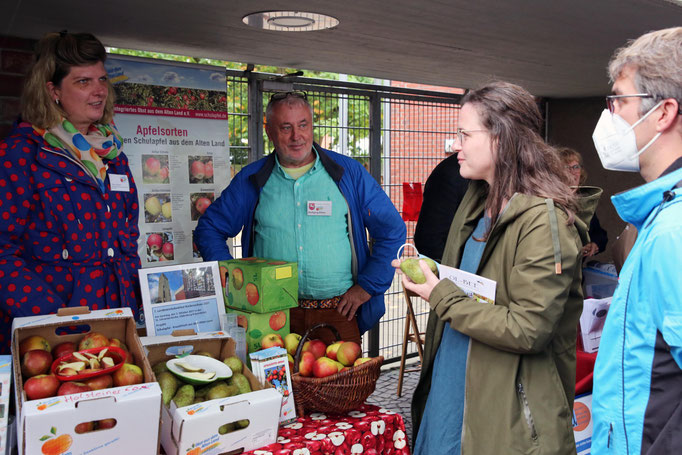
[298,295,342,309]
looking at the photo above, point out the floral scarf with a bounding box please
[33,118,123,193]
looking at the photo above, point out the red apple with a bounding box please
[74,421,95,434]
[245,283,259,305]
[269,311,286,331]
[113,363,143,387]
[261,333,284,350]
[78,332,109,351]
[190,160,206,179]
[159,166,169,180]
[195,197,212,215]
[19,335,50,357]
[302,339,327,360]
[21,349,53,378]
[325,342,343,361]
[162,242,174,259]
[147,233,163,252]
[337,341,362,366]
[353,357,372,367]
[340,366,351,373]
[204,161,214,179]
[108,338,127,351]
[313,357,340,378]
[97,418,117,430]
[24,374,60,400]
[144,157,160,176]
[298,351,316,377]
[85,374,113,391]
[58,381,92,396]
[52,341,77,360]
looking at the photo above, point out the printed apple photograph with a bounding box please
[146,231,174,263]
[188,155,214,184]
[144,192,172,223]
[142,153,170,184]
[190,192,214,220]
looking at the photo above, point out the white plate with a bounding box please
[166,355,232,385]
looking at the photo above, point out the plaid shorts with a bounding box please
[298,295,343,309]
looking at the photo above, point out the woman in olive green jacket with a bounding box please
[396,82,598,455]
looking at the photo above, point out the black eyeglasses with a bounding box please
[269,91,308,102]
[605,93,653,114]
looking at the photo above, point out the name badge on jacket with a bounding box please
[307,201,332,216]
[109,174,130,192]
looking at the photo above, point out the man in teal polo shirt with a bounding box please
[196,92,406,344]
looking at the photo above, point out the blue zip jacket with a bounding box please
[195,144,406,333]
[592,165,682,454]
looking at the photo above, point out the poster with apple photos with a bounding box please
[138,261,226,336]
[105,55,230,267]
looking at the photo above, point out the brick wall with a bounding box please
[388,81,465,240]
[0,35,35,139]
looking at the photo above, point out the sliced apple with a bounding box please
[58,361,86,372]
[101,356,115,368]
[72,352,89,362]
[97,348,109,360]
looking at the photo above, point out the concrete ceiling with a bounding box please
[3,0,681,98]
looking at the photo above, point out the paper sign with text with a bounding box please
[438,264,497,304]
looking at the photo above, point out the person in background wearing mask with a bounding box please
[591,26,682,454]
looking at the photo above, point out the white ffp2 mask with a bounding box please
[592,101,663,172]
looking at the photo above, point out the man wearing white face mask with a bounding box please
[591,27,682,455]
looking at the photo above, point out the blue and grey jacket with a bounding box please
[195,144,406,334]
[592,162,682,454]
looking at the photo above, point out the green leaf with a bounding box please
[50,427,57,435]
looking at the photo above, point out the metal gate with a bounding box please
[225,70,463,363]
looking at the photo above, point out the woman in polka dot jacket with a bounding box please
[0,32,142,352]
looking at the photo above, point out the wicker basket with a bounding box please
[291,323,383,415]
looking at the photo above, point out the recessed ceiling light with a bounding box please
[243,11,339,32]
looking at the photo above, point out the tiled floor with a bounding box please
[365,362,421,448]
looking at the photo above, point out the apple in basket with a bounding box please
[336,341,361,366]
[302,339,327,359]
[24,374,60,400]
[299,351,316,377]
[313,357,340,378]
[261,333,285,350]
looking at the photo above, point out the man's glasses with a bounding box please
[455,128,486,144]
[269,91,308,102]
[605,94,653,114]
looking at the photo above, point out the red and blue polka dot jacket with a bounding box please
[0,121,142,352]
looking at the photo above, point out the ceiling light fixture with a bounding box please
[242,11,339,32]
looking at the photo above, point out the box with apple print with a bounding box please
[227,308,290,355]
[219,258,298,314]
[10,307,161,455]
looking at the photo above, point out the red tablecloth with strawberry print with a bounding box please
[242,404,410,455]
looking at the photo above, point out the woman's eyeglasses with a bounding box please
[455,128,486,144]
[269,91,308,102]
[565,164,582,172]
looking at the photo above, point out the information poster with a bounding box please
[138,261,226,336]
[105,56,230,267]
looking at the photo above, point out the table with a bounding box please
[242,404,411,455]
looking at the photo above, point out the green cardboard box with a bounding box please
[228,308,290,354]
[219,258,298,313]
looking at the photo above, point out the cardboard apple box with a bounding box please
[141,330,282,455]
[11,307,161,455]
[220,258,298,314]
[228,308,290,354]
